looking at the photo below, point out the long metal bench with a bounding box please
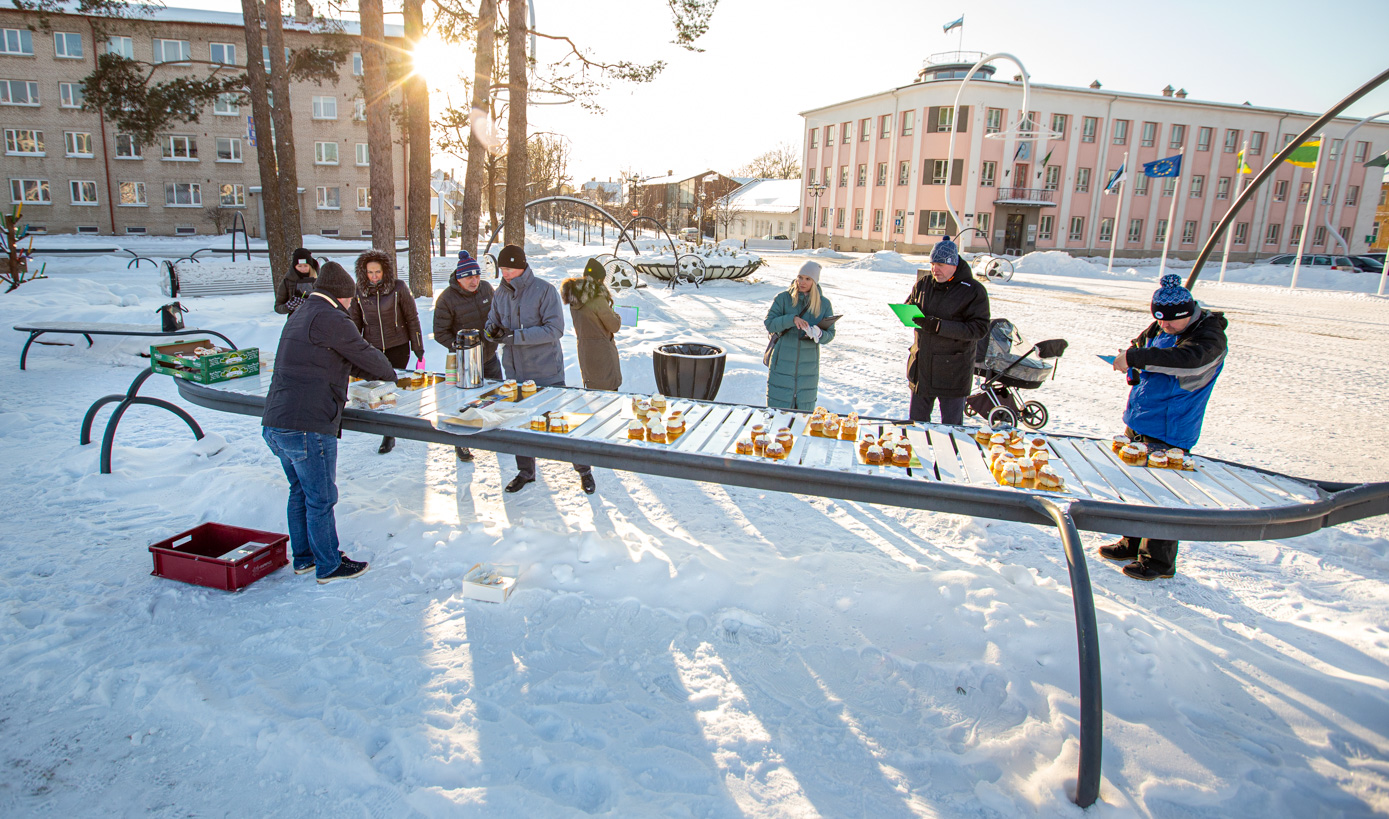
[15,322,237,370]
[173,372,1389,808]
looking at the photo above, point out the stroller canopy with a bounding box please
[976,319,1056,385]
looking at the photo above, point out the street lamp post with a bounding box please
[807,182,827,250]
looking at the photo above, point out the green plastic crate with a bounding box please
[151,339,260,383]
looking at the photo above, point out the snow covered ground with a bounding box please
[1,238,1387,817]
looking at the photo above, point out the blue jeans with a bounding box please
[262,427,344,579]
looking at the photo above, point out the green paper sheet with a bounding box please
[888,303,925,327]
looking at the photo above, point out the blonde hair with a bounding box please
[787,277,822,317]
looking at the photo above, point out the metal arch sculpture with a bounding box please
[1185,66,1389,291]
[481,195,636,261]
[615,215,678,260]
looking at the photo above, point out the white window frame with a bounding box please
[1140,121,1156,147]
[219,183,245,207]
[1075,167,1090,193]
[931,159,949,185]
[927,210,949,232]
[106,36,133,58]
[4,128,43,155]
[1127,218,1143,243]
[1197,126,1212,151]
[215,136,242,162]
[897,160,910,185]
[1,79,40,106]
[1081,116,1097,143]
[115,133,141,159]
[64,131,93,157]
[1169,124,1185,149]
[1182,220,1197,244]
[161,135,197,161]
[1112,120,1128,145]
[0,29,34,56]
[357,186,370,210]
[1069,216,1084,241]
[1098,218,1114,242]
[1234,222,1249,245]
[10,178,50,204]
[209,42,237,65]
[1038,214,1054,240]
[54,32,84,59]
[352,51,362,75]
[900,109,914,137]
[152,38,191,65]
[1216,177,1230,200]
[312,96,337,120]
[316,185,340,210]
[1134,175,1150,196]
[314,141,339,165]
[164,182,202,207]
[213,93,240,116]
[1155,219,1168,242]
[355,142,369,166]
[986,108,1003,134]
[980,160,996,187]
[1044,165,1060,191]
[1051,113,1067,138]
[352,98,365,121]
[873,209,883,232]
[118,180,147,206]
[1265,223,1281,245]
[69,179,98,205]
[58,82,83,108]
[1189,175,1204,198]
[1224,129,1240,153]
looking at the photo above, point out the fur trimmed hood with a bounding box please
[561,275,612,307]
[354,249,397,294]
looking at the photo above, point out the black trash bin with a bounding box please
[652,342,726,401]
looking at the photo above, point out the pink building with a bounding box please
[800,53,1389,259]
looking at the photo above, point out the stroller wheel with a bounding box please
[1020,401,1049,429]
[988,406,1016,428]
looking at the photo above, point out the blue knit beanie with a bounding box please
[931,235,959,266]
[453,250,481,279]
[1151,273,1195,320]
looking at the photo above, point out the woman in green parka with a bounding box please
[764,261,835,410]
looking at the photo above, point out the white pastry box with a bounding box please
[461,563,518,603]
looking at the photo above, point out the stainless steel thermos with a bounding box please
[456,329,484,388]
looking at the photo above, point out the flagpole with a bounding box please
[1106,151,1127,274]
[1289,134,1323,291]
[957,13,963,51]
[1219,139,1248,283]
[1158,147,1184,278]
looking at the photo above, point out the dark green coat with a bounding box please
[764,288,835,410]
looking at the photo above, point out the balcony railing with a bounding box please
[993,187,1057,205]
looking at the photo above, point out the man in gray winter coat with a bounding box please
[485,244,595,495]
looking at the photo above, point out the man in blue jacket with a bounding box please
[485,245,595,495]
[262,262,398,584]
[1100,274,1228,581]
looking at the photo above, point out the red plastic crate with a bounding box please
[149,522,288,591]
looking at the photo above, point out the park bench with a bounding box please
[14,322,237,370]
[170,371,1388,808]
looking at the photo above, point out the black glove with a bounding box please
[483,323,504,343]
[912,315,942,334]
[287,296,305,312]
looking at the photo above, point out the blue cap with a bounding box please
[931,235,959,266]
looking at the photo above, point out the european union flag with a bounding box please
[1142,154,1183,178]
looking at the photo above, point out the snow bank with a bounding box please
[838,249,920,274]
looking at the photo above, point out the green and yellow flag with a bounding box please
[1286,139,1321,169]
[1236,149,1254,174]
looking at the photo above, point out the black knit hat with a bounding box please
[583,257,607,280]
[314,261,357,299]
[291,247,319,273]
[1151,274,1196,320]
[497,244,527,270]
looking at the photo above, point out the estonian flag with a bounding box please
[1105,164,1127,192]
[1142,154,1183,178]
[943,15,964,33]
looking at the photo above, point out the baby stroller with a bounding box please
[964,319,1068,429]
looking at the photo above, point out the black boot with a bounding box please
[580,472,596,495]
[455,446,474,462]
[378,436,395,454]
[505,474,535,493]
[1098,538,1139,562]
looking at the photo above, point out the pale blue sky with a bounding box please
[138,0,1389,181]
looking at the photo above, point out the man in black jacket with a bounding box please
[906,236,990,424]
[433,250,500,462]
[262,262,398,584]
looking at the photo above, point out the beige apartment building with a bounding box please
[0,4,407,238]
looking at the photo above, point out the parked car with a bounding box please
[1351,255,1384,273]
[1359,251,1385,266]
[1266,254,1362,271]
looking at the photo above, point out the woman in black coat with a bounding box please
[349,249,423,453]
[273,248,319,314]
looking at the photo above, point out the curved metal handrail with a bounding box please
[123,248,156,270]
[227,212,251,261]
[481,195,634,262]
[1186,67,1389,289]
[1318,110,1389,257]
[174,247,213,265]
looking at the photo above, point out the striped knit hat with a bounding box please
[1151,274,1195,320]
[453,250,481,279]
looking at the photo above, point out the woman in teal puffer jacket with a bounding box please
[764,261,835,410]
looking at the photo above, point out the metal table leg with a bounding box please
[1028,496,1103,809]
[81,367,204,474]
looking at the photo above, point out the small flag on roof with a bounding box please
[943,15,964,33]
[1286,139,1321,169]
[1362,149,1387,169]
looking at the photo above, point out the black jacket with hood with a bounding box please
[262,292,397,436]
[433,277,498,361]
[905,258,991,397]
[273,249,320,315]
[348,249,424,356]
